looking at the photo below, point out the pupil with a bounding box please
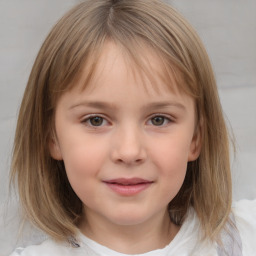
[152,116,164,126]
[90,117,103,126]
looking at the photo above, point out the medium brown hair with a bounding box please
[10,0,232,243]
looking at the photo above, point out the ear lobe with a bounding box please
[188,120,203,162]
[49,137,63,160]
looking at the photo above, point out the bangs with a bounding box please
[64,37,200,102]
[44,0,201,106]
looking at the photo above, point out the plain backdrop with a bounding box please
[0,1,255,255]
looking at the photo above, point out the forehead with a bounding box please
[72,40,184,97]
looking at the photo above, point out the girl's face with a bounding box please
[50,42,201,235]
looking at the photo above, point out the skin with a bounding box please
[50,41,201,254]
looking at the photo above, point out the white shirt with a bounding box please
[9,199,256,256]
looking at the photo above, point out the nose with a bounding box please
[111,126,147,165]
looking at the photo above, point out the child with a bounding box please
[9,0,256,255]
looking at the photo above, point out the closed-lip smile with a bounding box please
[103,178,154,196]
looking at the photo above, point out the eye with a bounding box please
[82,115,108,127]
[148,115,171,126]
[89,116,104,126]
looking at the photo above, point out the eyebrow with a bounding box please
[69,101,186,111]
[69,101,118,110]
[143,102,186,111]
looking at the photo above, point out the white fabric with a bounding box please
[233,200,256,255]
[9,199,256,256]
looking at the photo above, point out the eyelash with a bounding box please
[81,114,174,127]
[147,114,173,127]
[81,114,110,127]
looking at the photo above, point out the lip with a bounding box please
[103,178,153,196]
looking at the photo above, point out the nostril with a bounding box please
[115,156,145,165]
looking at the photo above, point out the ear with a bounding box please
[49,136,63,160]
[188,119,203,162]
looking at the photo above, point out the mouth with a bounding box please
[103,178,153,196]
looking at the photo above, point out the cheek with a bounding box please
[150,135,190,190]
[160,154,187,190]
[159,155,188,203]
[60,137,107,185]
[61,143,105,204]
[151,134,191,169]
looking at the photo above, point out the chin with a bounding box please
[107,210,155,227]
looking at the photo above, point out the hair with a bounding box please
[10,0,232,244]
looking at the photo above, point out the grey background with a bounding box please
[0,0,255,255]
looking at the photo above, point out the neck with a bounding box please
[79,209,180,254]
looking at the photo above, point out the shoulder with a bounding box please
[233,199,256,255]
[9,238,84,256]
